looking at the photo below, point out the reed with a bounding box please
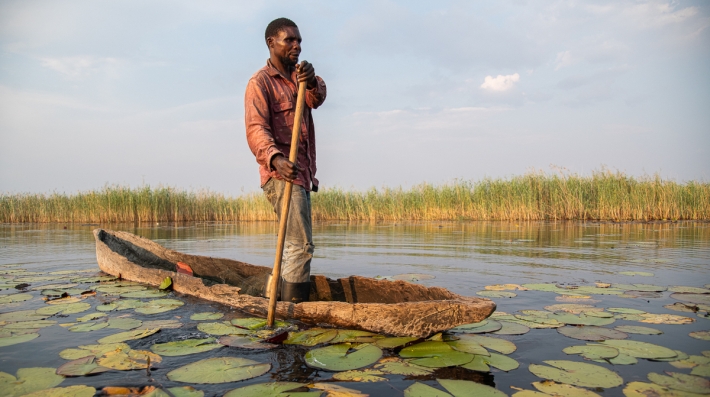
[1,170,708,222]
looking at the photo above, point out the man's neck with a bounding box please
[269,55,295,83]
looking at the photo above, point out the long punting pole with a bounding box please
[266,79,308,328]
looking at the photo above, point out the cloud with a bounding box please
[554,51,574,70]
[40,56,121,78]
[480,73,520,92]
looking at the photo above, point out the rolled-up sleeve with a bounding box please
[245,76,282,171]
[305,76,327,109]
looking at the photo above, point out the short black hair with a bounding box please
[265,18,298,43]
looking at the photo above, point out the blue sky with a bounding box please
[1,0,708,195]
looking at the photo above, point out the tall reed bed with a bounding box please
[1,171,708,222]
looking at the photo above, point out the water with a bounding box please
[1,221,709,396]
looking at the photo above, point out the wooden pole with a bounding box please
[266,79,308,328]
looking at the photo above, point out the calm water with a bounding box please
[1,221,709,396]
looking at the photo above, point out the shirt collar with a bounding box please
[265,59,295,80]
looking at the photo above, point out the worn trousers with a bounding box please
[262,178,314,283]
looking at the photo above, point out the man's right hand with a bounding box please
[271,155,300,181]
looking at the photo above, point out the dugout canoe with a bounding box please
[93,229,495,337]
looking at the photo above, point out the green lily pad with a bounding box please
[392,273,435,282]
[483,352,520,371]
[563,344,619,360]
[522,283,569,293]
[639,313,694,325]
[557,326,628,341]
[528,360,623,388]
[134,298,184,314]
[76,313,107,322]
[13,276,59,282]
[19,385,96,397]
[669,355,710,369]
[97,349,161,370]
[623,381,704,397]
[190,312,224,321]
[68,321,108,332]
[94,285,146,294]
[0,367,65,397]
[446,338,490,356]
[550,312,615,326]
[601,340,678,359]
[284,328,338,346]
[36,302,91,315]
[197,321,250,336]
[0,293,32,304]
[97,328,160,344]
[159,277,172,290]
[332,369,387,382]
[544,304,602,314]
[399,341,474,368]
[647,372,710,394]
[614,325,662,335]
[31,283,79,291]
[669,286,710,294]
[71,275,117,283]
[150,338,223,356]
[375,359,434,376]
[492,321,530,335]
[0,310,47,322]
[452,334,516,354]
[532,380,602,397]
[460,355,490,372]
[692,365,710,377]
[56,356,110,376]
[305,343,383,371]
[121,290,168,298]
[59,343,130,360]
[0,332,39,347]
[139,319,183,329]
[404,379,507,397]
[166,386,204,397]
[107,317,142,330]
[690,331,710,340]
[477,291,517,298]
[672,293,710,305]
[593,353,639,365]
[404,382,453,397]
[168,357,270,383]
[218,336,278,349]
[573,286,625,295]
[619,271,654,276]
[374,336,418,349]
[223,382,319,397]
[450,320,502,334]
[95,303,118,312]
[330,329,379,344]
[5,319,56,329]
[606,307,646,314]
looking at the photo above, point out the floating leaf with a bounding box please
[607,307,646,314]
[0,367,65,397]
[121,290,168,299]
[557,326,627,341]
[97,328,160,344]
[311,383,367,396]
[190,312,224,321]
[0,332,39,347]
[167,357,270,383]
[139,319,183,329]
[692,365,710,377]
[405,379,507,397]
[544,304,603,314]
[477,291,517,298]
[619,271,654,276]
[94,285,146,294]
[593,353,638,365]
[159,277,172,290]
[640,313,694,325]
[532,380,602,397]
[446,338,490,356]
[0,293,32,304]
[97,349,161,370]
[305,343,383,371]
[403,382,452,397]
[669,355,710,369]
[0,310,47,322]
[36,302,90,315]
[107,317,142,330]
[492,321,530,335]
[563,345,619,360]
[399,341,474,368]
[223,382,317,397]
[31,283,79,291]
[68,321,108,332]
[614,325,662,335]
[332,369,387,382]
[623,381,705,397]
[165,386,204,397]
[218,336,277,350]
[59,343,130,360]
[483,352,520,371]
[19,385,96,397]
[647,372,710,394]
[601,340,677,359]
[330,329,379,344]
[197,321,249,336]
[671,293,710,305]
[374,336,418,349]
[528,360,623,388]
[690,331,710,341]
[460,355,490,372]
[4,320,56,329]
[56,356,110,376]
[284,328,338,346]
[452,334,516,354]
[550,312,615,326]
[669,286,710,294]
[134,298,184,314]
[392,273,435,282]
[150,338,222,356]
[485,284,527,291]
[71,275,117,283]
[76,313,107,322]
[374,359,434,376]
[450,320,503,334]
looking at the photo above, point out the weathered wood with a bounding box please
[94,229,496,337]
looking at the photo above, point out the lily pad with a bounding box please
[197,321,250,336]
[68,321,108,332]
[150,338,223,356]
[623,381,704,397]
[403,382,453,397]
[97,328,160,344]
[0,293,32,304]
[305,343,383,371]
[532,380,602,397]
[601,340,678,359]
[223,382,319,397]
[218,336,278,349]
[492,321,530,335]
[647,372,710,394]
[190,312,224,321]
[31,283,79,291]
[392,273,435,282]
[94,285,146,294]
[460,355,490,372]
[0,310,46,322]
[374,336,418,349]
[284,328,338,346]
[550,312,615,326]
[446,339,490,356]
[692,365,710,377]
[76,313,107,322]
[452,334,516,354]
[485,284,527,291]
[563,344,620,360]
[544,304,603,314]
[672,293,710,305]
[619,271,654,276]
[528,360,623,388]
[639,314,694,325]
[134,298,184,314]
[19,385,96,397]
[332,369,387,382]
[36,302,91,315]
[450,320,503,334]
[59,343,130,360]
[97,349,161,370]
[594,353,639,365]
[399,341,474,368]
[607,307,646,314]
[614,325,662,335]
[56,356,110,376]
[0,332,39,347]
[0,367,65,397]
[139,319,183,329]
[168,357,270,384]
[483,352,520,371]
[477,291,517,298]
[374,359,434,376]
[71,275,117,283]
[107,317,142,330]
[405,379,507,397]
[121,290,168,298]
[557,326,628,341]
[669,286,710,294]
[330,329,379,344]
[690,331,710,341]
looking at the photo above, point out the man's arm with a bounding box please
[296,61,327,109]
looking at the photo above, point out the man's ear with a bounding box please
[266,36,274,49]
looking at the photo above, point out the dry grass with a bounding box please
[1,170,708,222]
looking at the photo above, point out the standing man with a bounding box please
[245,18,326,303]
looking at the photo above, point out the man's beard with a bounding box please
[279,54,298,68]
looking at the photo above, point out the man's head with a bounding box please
[266,18,301,67]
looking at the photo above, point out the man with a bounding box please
[245,18,326,303]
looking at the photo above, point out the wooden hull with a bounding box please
[94,229,495,337]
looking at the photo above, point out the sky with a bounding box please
[1,0,708,195]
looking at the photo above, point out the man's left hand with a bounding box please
[296,61,317,89]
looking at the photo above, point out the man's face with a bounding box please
[268,26,301,67]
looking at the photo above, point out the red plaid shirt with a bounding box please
[245,60,327,191]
